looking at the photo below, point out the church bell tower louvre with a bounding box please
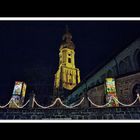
[53,26,80,98]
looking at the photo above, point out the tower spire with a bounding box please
[61,26,75,50]
[63,25,72,42]
[66,25,69,33]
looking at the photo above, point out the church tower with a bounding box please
[54,26,80,98]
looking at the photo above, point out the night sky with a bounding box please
[1,20,140,104]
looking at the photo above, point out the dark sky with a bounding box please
[1,20,140,104]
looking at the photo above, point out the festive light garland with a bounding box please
[0,94,139,109]
[33,98,60,109]
[138,94,140,102]
[112,94,139,107]
[88,94,140,107]
[12,99,30,108]
[57,97,85,108]
[33,97,85,109]
[87,96,112,108]
[0,99,12,108]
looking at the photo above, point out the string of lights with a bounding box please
[87,97,112,108]
[33,97,85,109]
[56,97,85,108]
[88,95,140,107]
[12,100,30,108]
[0,99,12,108]
[0,94,139,109]
[33,98,61,109]
[112,94,139,107]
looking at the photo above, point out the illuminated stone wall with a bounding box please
[87,84,105,106]
[1,107,140,119]
[83,72,140,107]
[116,72,140,104]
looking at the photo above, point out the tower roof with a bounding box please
[60,26,75,50]
[62,25,72,41]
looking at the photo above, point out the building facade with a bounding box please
[65,38,140,107]
[53,28,80,99]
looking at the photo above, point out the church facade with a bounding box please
[65,38,140,107]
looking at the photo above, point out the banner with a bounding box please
[12,81,23,96]
[9,81,27,108]
[105,78,119,107]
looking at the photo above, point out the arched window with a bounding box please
[68,58,71,63]
[124,56,132,73]
[119,61,127,75]
[133,49,140,71]
[137,52,140,70]
[112,65,117,77]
